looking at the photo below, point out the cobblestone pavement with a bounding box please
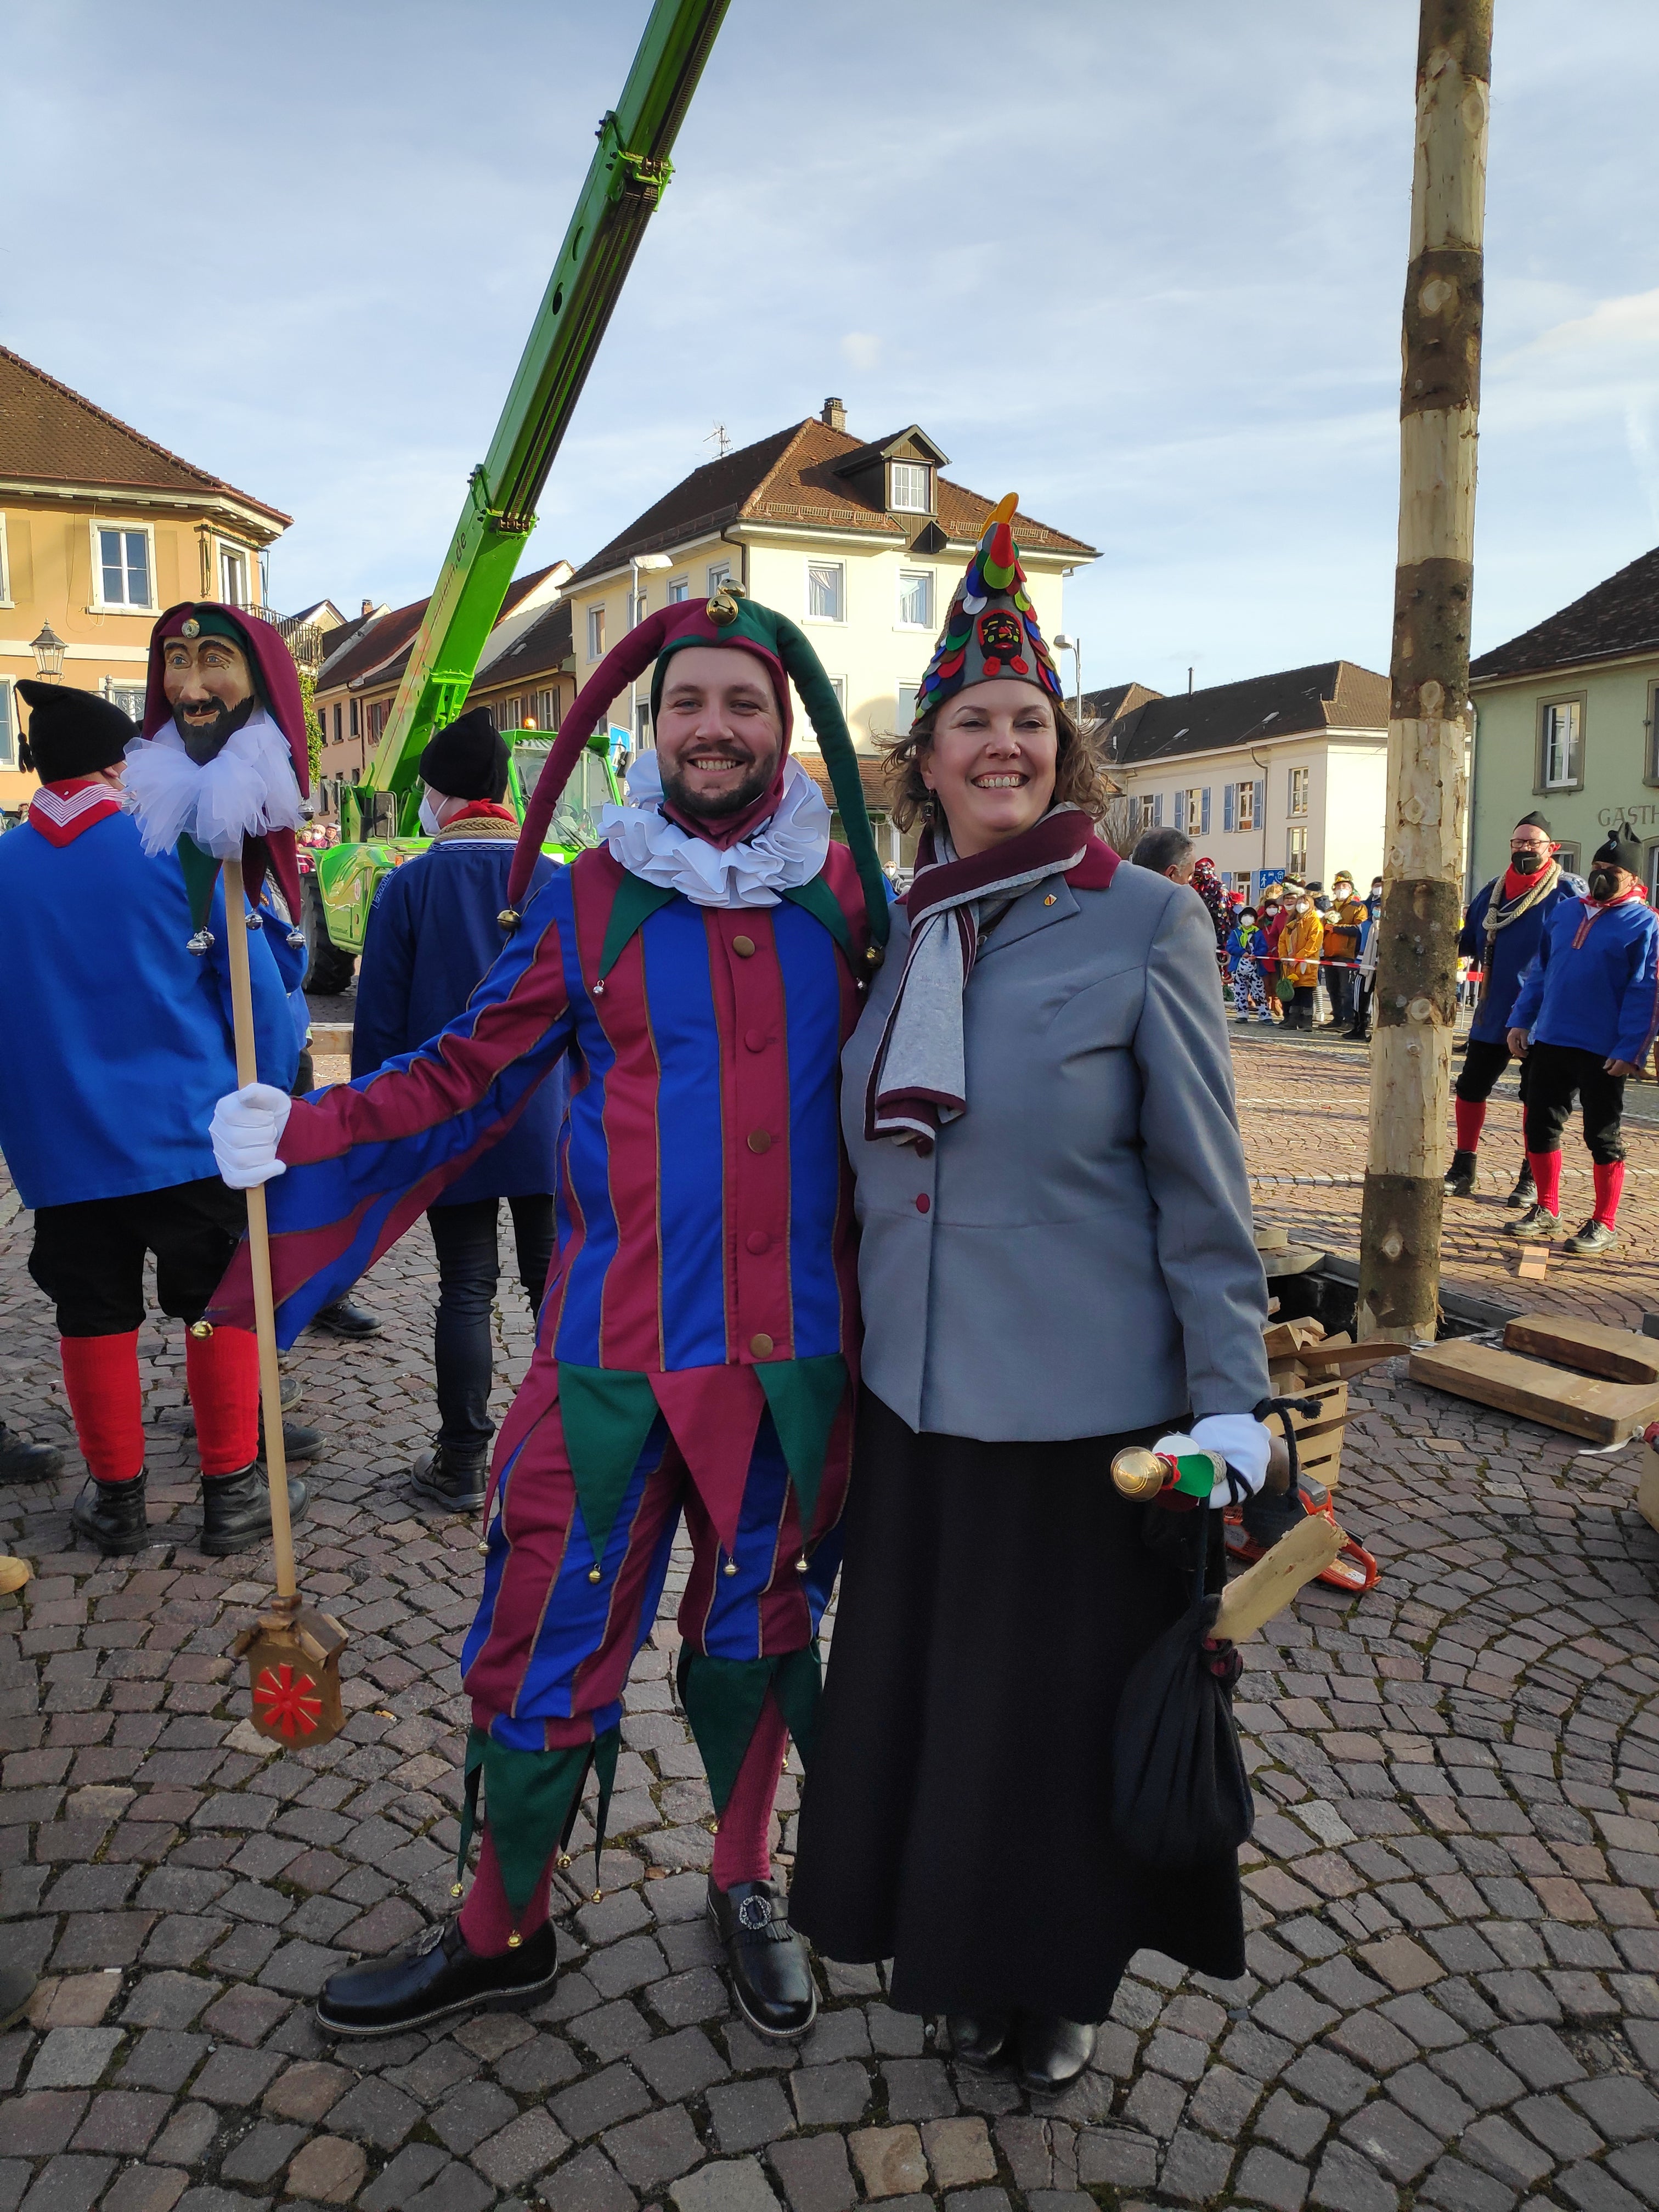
[7,1034,1659,2212]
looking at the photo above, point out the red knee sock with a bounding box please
[184,1324,260,1477]
[1454,1098,1487,1154]
[1528,1151,1563,1217]
[712,1693,790,1891]
[59,1333,144,1482]
[458,1827,554,1957]
[1594,1161,1626,1228]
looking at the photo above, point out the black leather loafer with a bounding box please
[708,1877,817,2040]
[315,1914,558,2036]
[309,1297,383,1339]
[947,2012,1011,2066]
[1017,2012,1097,2092]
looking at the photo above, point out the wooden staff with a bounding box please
[223,857,346,1743]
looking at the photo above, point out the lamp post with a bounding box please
[30,622,66,684]
[1052,632,1083,725]
[628,553,673,749]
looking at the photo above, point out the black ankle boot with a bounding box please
[708,1877,817,2040]
[0,1424,64,1486]
[1443,1149,1477,1197]
[70,1472,151,1555]
[947,2012,1011,2066]
[257,1414,323,1464]
[1016,2012,1097,2091]
[316,1915,558,2037]
[410,1443,488,1513]
[200,1463,310,1557]
[1508,1164,1537,1209]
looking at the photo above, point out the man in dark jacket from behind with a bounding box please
[1444,811,1584,1206]
[351,708,567,1507]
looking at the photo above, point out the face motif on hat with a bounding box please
[912,492,1065,729]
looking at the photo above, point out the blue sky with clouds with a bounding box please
[8,1,1659,699]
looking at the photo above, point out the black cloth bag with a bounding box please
[1111,1498,1255,1868]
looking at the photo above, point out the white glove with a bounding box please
[1153,1414,1272,1497]
[211,1083,292,1188]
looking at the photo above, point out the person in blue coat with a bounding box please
[1504,824,1659,1254]
[351,707,567,1509]
[1444,811,1585,1205]
[0,682,305,1555]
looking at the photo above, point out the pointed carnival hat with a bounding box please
[911,492,1066,729]
[129,602,311,945]
[504,577,890,955]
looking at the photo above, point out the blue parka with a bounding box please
[1458,867,1585,1044]
[351,822,567,1206]
[1509,893,1659,1068]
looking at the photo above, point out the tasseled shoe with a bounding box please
[70,1472,151,1556]
[200,1463,310,1556]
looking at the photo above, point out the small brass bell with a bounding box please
[506,1932,522,1949]
[588,1567,602,1584]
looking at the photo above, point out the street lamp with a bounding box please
[30,621,66,684]
[1052,632,1083,725]
[629,552,674,750]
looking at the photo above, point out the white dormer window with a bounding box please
[889,462,930,514]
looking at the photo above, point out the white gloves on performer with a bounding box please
[1153,1413,1272,1497]
[211,1084,292,1188]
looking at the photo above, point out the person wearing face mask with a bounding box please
[1278,890,1324,1029]
[1226,905,1271,1020]
[1503,825,1659,1254]
[349,708,566,1511]
[1443,812,1585,1205]
[1343,877,1386,1040]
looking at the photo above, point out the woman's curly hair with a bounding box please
[881,692,1114,833]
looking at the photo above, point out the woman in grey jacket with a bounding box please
[791,501,1274,2091]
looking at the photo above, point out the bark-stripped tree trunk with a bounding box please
[1358,0,1492,1344]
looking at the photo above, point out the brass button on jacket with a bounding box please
[747,1129,771,1154]
[749,1332,775,1357]
[732,934,756,957]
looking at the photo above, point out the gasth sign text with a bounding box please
[1599,803,1659,829]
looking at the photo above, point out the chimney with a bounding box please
[362,599,374,617]
[821,397,846,432]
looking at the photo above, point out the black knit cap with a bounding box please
[1592,824,1643,872]
[418,707,509,802]
[17,681,133,782]
[1514,810,1551,834]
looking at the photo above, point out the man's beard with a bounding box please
[660,746,778,823]
[172,693,255,765]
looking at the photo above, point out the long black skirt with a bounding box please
[790,1391,1246,2022]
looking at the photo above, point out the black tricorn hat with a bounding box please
[18,681,133,783]
[417,706,509,803]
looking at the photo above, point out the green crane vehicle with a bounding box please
[301,0,728,992]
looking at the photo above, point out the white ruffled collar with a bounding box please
[599,752,830,909]
[123,705,303,862]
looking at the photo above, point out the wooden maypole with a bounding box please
[1357,0,1492,1344]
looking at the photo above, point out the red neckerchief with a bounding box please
[443,800,517,826]
[27,776,122,848]
[1571,883,1645,949]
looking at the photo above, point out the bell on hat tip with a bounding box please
[506,1932,521,1949]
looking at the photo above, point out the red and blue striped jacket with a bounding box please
[214,842,881,1378]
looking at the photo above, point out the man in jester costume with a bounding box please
[0,633,307,1560]
[208,578,891,2040]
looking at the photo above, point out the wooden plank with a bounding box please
[1300,1342,1401,1380]
[1516,1246,1548,1284]
[1215,1514,1346,1641]
[1408,1340,1659,1445]
[1503,1316,1659,1386]
[1640,1447,1659,1539]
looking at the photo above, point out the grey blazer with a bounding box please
[843,860,1271,1441]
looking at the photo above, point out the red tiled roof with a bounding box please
[565,417,1095,589]
[0,346,290,524]
[1103,661,1390,768]
[1470,544,1659,683]
[315,566,563,693]
[471,599,574,690]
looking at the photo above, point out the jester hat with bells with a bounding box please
[911,492,1067,728]
[502,577,891,959]
[126,602,311,952]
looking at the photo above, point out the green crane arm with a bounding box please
[358,0,728,812]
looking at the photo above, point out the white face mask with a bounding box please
[418,791,445,837]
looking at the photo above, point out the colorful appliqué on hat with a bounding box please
[909,493,1065,726]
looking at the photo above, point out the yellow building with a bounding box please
[561,399,1097,866]
[0,346,290,812]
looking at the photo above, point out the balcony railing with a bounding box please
[245,604,330,672]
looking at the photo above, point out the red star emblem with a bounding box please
[253,1661,323,1738]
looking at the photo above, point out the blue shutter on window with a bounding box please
[1154,793,1164,828]
[1201,788,1211,835]
[1173,791,1186,831]
[1254,780,1265,827]
[1223,784,1235,833]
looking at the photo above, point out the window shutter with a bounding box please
[1255,779,1265,825]
[1173,791,1184,831]
[1201,788,1212,835]
[1223,784,1235,833]
[1154,793,1164,828]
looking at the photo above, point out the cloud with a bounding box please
[840,333,882,373]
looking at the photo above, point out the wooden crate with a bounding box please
[1266,1378,1347,1489]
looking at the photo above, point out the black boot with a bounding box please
[257,1415,324,1464]
[948,2013,1011,2067]
[315,1915,558,2037]
[1015,2012,1097,2092]
[200,1463,311,1557]
[70,1472,151,1556]
[1508,1164,1536,1209]
[1442,1149,1477,1198]
[410,1444,488,1513]
[708,1877,817,2040]
[310,1297,382,1340]
[0,1424,63,1485]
